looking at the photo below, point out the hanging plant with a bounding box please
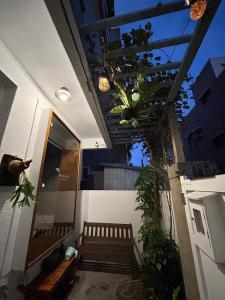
[110,74,159,127]
[10,172,35,208]
[102,21,193,127]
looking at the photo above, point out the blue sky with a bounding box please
[114,0,225,166]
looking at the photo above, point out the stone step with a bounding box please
[78,259,138,275]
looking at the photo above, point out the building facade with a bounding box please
[181,57,225,172]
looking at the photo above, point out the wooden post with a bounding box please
[168,104,200,300]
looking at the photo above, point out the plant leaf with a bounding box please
[119,120,129,125]
[110,105,126,114]
[113,81,130,106]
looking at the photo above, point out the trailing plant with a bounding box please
[135,168,184,299]
[0,286,8,300]
[10,172,35,208]
[135,167,164,225]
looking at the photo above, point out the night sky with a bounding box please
[114,0,225,166]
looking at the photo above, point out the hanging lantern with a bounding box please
[98,75,110,92]
[190,0,207,20]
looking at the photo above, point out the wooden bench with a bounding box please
[77,222,137,272]
[19,256,78,300]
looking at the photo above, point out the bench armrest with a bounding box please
[75,232,83,248]
[132,237,143,265]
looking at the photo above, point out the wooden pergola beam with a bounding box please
[116,62,181,79]
[168,0,222,103]
[110,129,149,135]
[101,35,192,59]
[112,138,144,144]
[81,0,186,34]
[166,3,222,300]
[109,125,152,133]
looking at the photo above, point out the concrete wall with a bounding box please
[75,190,178,255]
[75,190,142,250]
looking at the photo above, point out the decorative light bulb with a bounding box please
[190,0,207,20]
[98,76,110,92]
[132,92,140,102]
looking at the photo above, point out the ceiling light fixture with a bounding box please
[55,87,72,102]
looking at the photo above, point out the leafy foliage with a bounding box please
[135,167,163,225]
[110,74,160,127]
[102,22,193,130]
[135,168,184,299]
[0,286,8,300]
[10,172,35,208]
[141,226,183,300]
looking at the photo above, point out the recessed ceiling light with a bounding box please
[55,87,72,102]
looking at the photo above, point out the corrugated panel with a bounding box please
[104,168,139,190]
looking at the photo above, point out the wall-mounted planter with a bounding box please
[0,154,22,186]
[0,154,32,186]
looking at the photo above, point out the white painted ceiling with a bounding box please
[0,0,103,139]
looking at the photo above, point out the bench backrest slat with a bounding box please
[82,221,133,243]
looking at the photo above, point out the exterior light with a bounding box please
[55,87,72,102]
[98,75,110,92]
[189,0,207,20]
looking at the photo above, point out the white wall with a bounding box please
[0,40,81,298]
[76,190,142,251]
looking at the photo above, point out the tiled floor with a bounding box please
[68,271,140,300]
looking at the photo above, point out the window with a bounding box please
[211,131,225,148]
[79,0,85,13]
[27,113,80,266]
[0,71,17,146]
[193,209,205,235]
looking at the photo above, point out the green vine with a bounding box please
[135,167,163,225]
[135,168,183,299]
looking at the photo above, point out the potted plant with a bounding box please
[10,171,35,207]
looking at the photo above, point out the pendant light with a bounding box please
[98,75,110,92]
[186,0,207,21]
